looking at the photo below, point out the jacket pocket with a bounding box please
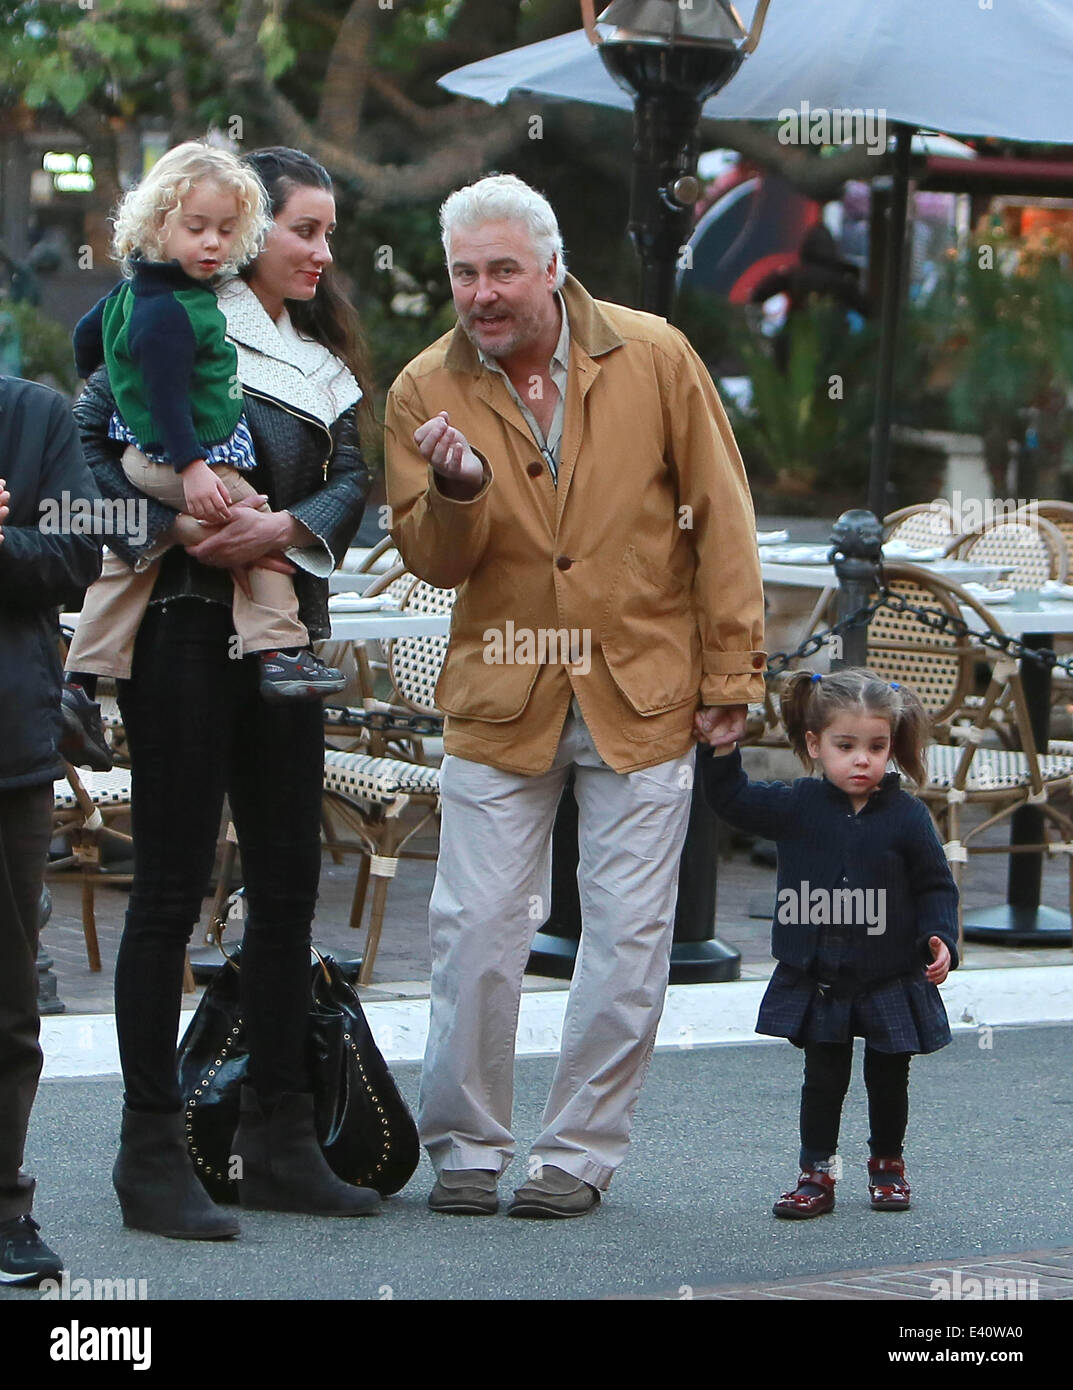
[598,544,701,716]
[434,642,542,722]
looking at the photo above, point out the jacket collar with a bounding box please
[214,276,362,427]
[819,769,902,813]
[443,273,624,374]
[129,255,211,295]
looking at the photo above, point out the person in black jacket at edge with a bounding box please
[0,375,103,1282]
[73,147,374,1240]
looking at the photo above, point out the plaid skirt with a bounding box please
[757,962,952,1055]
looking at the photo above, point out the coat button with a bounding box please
[527,461,543,477]
[556,555,573,571]
[752,655,764,669]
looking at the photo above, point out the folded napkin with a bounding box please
[960,583,1016,605]
[327,594,401,613]
[756,529,791,546]
[1041,580,1073,601]
[882,542,946,560]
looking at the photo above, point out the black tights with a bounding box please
[799,1042,911,1169]
[114,601,324,1113]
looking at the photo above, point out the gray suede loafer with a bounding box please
[427,1168,499,1215]
[507,1165,601,1219]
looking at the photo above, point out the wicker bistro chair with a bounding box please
[950,516,1068,591]
[47,764,134,972]
[320,575,455,984]
[825,563,1073,943]
[883,503,962,554]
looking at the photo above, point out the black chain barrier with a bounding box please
[323,706,444,738]
[765,585,1073,682]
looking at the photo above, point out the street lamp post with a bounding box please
[527,1,772,984]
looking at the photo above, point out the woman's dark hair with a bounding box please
[241,147,373,419]
[778,666,931,787]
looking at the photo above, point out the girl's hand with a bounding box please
[182,460,233,524]
[926,936,951,985]
[694,704,747,748]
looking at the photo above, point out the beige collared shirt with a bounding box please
[477,291,569,482]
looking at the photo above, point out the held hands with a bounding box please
[0,478,9,543]
[181,492,295,574]
[926,936,951,986]
[414,412,483,494]
[181,459,233,525]
[693,704,748,749]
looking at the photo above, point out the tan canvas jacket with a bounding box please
[384,274,766,775]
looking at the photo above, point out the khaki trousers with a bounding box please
[418,698,694,1191]
[65,448,307,679]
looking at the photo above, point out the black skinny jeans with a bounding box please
[799,1042,911,1169]
[115,600,324,1113]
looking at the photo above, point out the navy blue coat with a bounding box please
[699,745,959,986]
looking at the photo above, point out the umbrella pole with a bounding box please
[867,122,916,519]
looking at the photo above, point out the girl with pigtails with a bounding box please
[699,668,958,1220]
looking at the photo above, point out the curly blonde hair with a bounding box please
[111,141,269,276]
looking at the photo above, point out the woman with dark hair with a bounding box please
[74,146,377,1239]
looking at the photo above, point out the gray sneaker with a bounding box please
[427,1168,499,1216]
[507,1164,600,1219]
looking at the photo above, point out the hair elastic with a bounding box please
[890,681,900,690]
[810,672,822,683]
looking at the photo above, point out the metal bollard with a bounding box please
[829,509,882,670]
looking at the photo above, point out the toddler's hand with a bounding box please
[182,460,233,524]
[926,936,951,985]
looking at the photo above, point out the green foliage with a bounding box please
[1,0,184,115]
[0,300,77,394]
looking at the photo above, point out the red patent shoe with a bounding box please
[868,1156,911,1210]
[772,1169,836,1219]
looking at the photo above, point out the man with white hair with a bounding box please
[385,174,765,1218]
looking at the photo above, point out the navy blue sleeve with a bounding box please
[127,294,203,470]
[72,289,116,380]
[697,744,797,841]
[905,798,960,971]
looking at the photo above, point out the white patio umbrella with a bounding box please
[440,2,1073,142]
[440,1,1073,514]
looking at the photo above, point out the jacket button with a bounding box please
[556,556,573,571]
[527,461,543,477]
[752,655,764,669]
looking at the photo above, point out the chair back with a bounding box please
[386,576,455,716]
[952,516,1068,589]
[822,563,1006,726]
[883,503,959,552]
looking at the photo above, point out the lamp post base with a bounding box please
[962,904,1071,945]
[527,931,741,984]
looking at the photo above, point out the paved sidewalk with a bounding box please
[635,1248,1073,1300]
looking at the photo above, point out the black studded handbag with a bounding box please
[177,945,420,1203]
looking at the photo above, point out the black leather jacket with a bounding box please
[73,367,371,639]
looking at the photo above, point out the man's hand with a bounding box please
[0,478,9,544]
[693,704,747,748]
[414,411,483,496]
[925,936,951,986]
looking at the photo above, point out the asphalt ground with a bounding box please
[3,1023,1070,1305]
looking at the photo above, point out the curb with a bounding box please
[39,964,1073,1079]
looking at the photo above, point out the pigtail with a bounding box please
[889,683,931,787]
[778,670,821,772]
